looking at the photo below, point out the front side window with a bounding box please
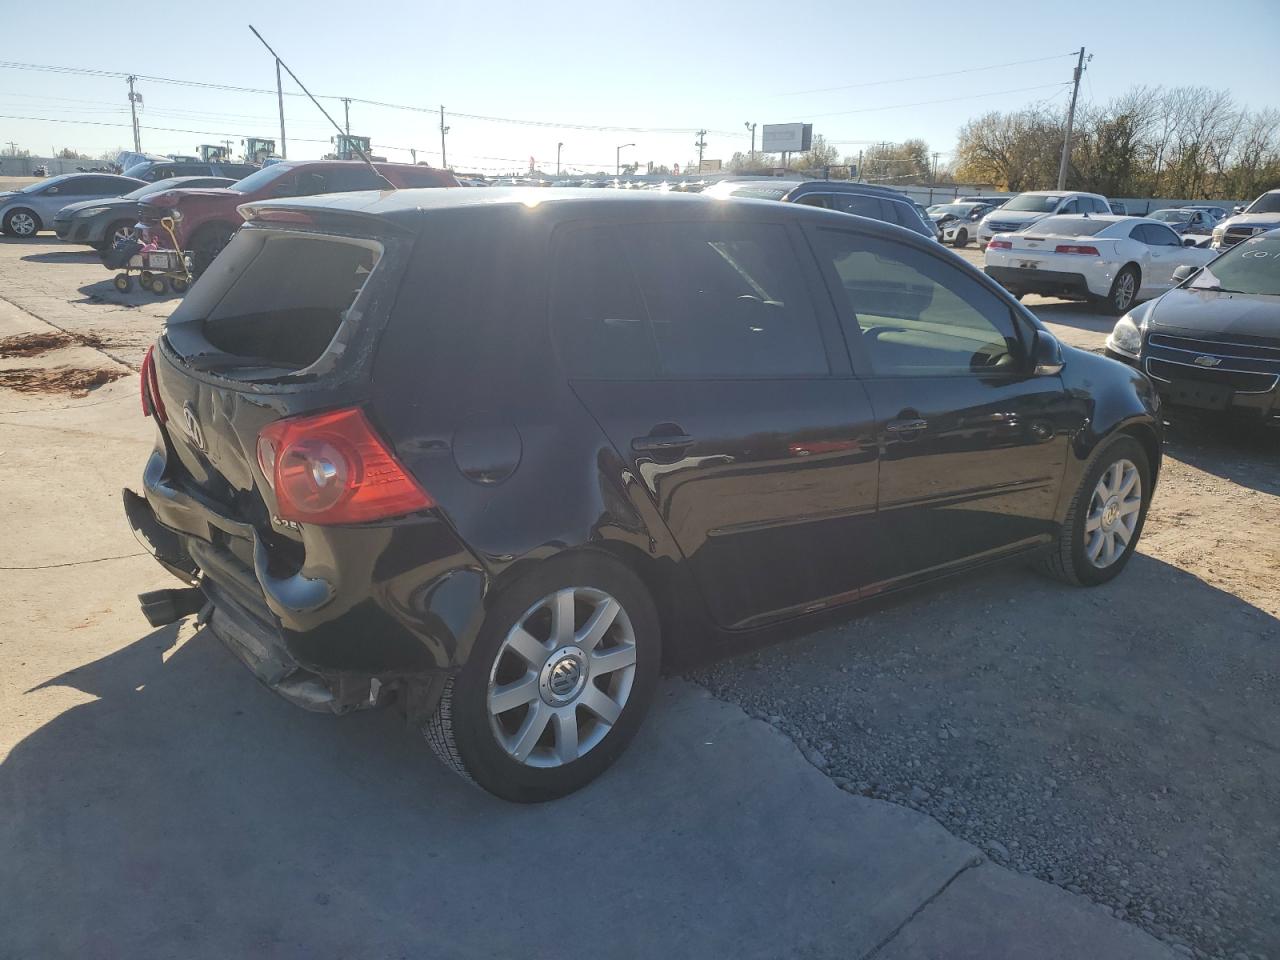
[1134,223,1180,247]
[815,230,1023,376]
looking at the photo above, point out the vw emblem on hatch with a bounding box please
[1193,355,1222,368]
[181,403,205,450]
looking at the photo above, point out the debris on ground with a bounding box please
[0,366,125,396]
[0,332,105,358]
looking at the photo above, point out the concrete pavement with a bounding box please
[0,275,1179,958]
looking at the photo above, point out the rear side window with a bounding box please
[325,168,390,192]
[625,221,828,378]
[550,221,828,379]
[834,194,889,220]
[550,225,659,379]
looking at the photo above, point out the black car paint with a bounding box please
[1109,286,1280,418]
[129,190,1162,695]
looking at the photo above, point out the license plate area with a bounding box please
[1169,379,1233,410]
[1018,260,1039,270]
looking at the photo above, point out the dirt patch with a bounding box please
[0,366,125,397]
[0,331,105,358]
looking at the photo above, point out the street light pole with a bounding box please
[440,105,450,170]
[557,142,564,176]
[616,142,634,176]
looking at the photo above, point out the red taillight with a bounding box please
[1054,244,1100,255]
[140,345,166,423]
[256,407,433,525]
[987,239,1013,249]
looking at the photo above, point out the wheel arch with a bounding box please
[4,206,43,231]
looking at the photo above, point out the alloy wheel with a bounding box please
[486,586,637,768]
[1113,271,1136,312]
[9,212,36,237]
[112,224,137,245]
[1085,458,1142,569]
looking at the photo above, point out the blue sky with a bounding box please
[2,0,1277,174]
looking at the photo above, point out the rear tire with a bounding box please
[113,274,132,293]
[425,553,661,802]
[1037,435,1151,586]
[1100,265,1139,315]
[191,223,234,276]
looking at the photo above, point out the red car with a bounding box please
[140,160,459,273]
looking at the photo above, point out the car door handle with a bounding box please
[631,434,695,453]
[885,418,928,434]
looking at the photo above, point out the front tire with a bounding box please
[426,553,661,802]
[5,208,40,237]
[953,228,969,248]
[1038,435,1151,586]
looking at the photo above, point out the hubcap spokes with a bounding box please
[487,586,637,768]
[1116,274,1134,309]
[13,213,34,235]
[1084,458,1142,568]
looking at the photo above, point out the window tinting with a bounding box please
[325,167,390,192]
[816,230,1022,376]
[622,221,829,378]
[835,194,889,221]
[550,224,658,379]
[1030,216,1110,237]
[1134,223,1180,246]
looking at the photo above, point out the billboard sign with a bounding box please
[761,123,813,153]
[699,159,722,173]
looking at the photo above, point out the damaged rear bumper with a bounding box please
[122,456,487,714]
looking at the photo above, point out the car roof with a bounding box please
[242,185,937,237]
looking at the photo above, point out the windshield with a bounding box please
[1026,216,1110,237]
[1152,210,1192,222]
[1002,194,1063,213]
[1189,232,1280,296]
[1244,192,1280,215]
[229,165,290,194]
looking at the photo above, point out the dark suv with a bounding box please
[125,189,1162,802]
[705,179,937,239]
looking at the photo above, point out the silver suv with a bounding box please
[1211,190,1280,250]
[977,190,1111,245]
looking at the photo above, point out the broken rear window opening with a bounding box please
[165,228,385,377]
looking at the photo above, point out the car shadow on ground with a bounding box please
[76,276,183,305]
[1164,413,1279,495]
[21,249,101,264]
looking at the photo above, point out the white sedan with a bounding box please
[983,215,1219,314]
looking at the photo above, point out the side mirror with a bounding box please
[1234,205,1245,214]
[1171,264,1201,285]
[1031,329,1064,376]
[1182,237,1199,247]
[47,186,59,194]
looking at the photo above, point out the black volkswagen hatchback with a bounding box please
[125,188,1163,801]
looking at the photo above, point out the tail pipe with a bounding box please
[137,587,207,628]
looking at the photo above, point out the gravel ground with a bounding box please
[694,417,1279,960]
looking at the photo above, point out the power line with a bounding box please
[764,52,1080,99]
[806,82,1070,120]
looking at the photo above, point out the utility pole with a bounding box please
[341,98,351,135]
[275,58,287,159]
[932,152,941,184]
[556,142,564,176]
[410,148,417,164]
[856,149,863,182]
[439,105,449,170]
[1057,47,1087,190]
[744,122,756,161]
[126,76,142,153]
[695,129,707,172]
